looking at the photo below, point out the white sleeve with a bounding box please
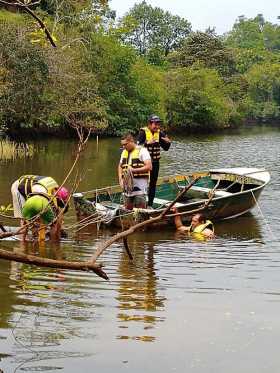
[32,184,47,194]
[140,148,151,162]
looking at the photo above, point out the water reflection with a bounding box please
[1,240,102,371]
[215,213,263,241]
[1,127,280,372]
[116,238,166,342]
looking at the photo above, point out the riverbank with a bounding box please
[2,120,279,141]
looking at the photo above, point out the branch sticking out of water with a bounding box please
[0,247,109,280]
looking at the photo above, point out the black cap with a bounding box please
[148,114,161,123]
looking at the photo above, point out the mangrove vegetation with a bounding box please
[0,1,280,137]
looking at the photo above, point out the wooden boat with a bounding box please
[73,168,270,229]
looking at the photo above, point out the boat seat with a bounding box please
[182,185,232,197]
[153,198,186,207]
[214,190,232,197]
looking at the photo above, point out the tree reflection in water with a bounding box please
[116,238,166,342]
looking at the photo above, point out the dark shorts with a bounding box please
[124,195,147,210]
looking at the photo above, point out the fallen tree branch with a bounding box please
[0,0,57,47]
[0,225,26,239]
[90,177,201,263]
[23,6,57,48]
[0,248,108,279]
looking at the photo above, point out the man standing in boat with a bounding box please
[137,115,171,208]
[118,134,152,210]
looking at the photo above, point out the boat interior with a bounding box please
[84,171,263,211]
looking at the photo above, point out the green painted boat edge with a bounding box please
[73,169,270,228]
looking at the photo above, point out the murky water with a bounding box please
[0,126,279,373]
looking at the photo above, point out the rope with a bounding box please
[251,190,277,240]
[122,167,134,194]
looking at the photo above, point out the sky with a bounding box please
[109,0,279,34]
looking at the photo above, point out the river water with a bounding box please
[0,126,279,373]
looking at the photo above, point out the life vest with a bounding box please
[142,127,161,161]
[121,147,149,179]
[18,175,58,199]
[190,220,214,234]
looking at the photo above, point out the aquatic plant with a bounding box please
[0,138,35,161]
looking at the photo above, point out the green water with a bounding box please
[0,126,279,373]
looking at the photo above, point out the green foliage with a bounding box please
[1,5,280,137]
[233,47,280,73]
[119,1,191,62]
[226,14,280,51]
[86,33,165,135]
[169,31,236,76]
[245,63,280,121]
[44,46,108,133]
[0,18,107,134]
[0,24,49,130]
[166,66,238,131]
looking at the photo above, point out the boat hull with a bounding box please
[73,168,269,229]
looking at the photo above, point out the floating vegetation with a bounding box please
[0,138,35,161]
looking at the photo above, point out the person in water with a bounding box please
[173,209,215,239]
[11,175,69,241]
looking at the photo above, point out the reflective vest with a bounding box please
[142,127,161,161]
[121,147,149,179]
[18,175,58,199]
[190,220,214,234]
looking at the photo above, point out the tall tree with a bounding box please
[119,1,191,60]
[170,31,236,76]
[226,14,280,51]
[165,66,237,130]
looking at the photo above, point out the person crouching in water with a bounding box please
[11,175,69,242]
[173,209,215,239]
[118,134,152,210]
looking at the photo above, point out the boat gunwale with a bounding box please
[74,169,269,204]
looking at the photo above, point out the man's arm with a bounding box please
[137,129,146,145]
[172,207,189,232]
[160,131,171,151]
[131,159,152,175]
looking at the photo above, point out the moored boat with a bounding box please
[73,168,270,229]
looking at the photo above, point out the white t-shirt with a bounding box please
[120,146,151,196]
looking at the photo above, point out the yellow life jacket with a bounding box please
[121,147,149,179]
[18,175,58,198]
[190,220,214,234]
[142,126,161,161]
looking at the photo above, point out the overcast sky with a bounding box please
[109,0,279,34]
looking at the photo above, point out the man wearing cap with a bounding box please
[137,115,171,208]
[11,175,69,241]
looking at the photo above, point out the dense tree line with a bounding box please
[0,1,280,137]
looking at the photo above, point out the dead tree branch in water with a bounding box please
[0,247,108,279]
